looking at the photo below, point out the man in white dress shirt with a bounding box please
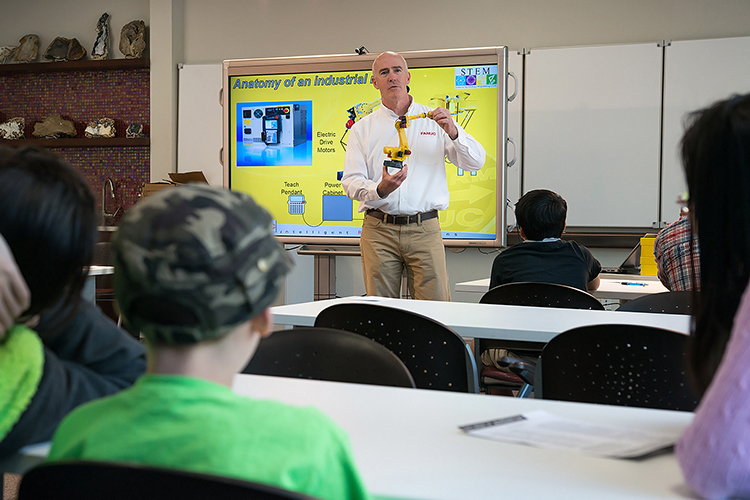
[342,51,485,300]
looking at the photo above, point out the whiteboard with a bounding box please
[523,43,663,228]
[177,64,224,186]
[661,36,750,223]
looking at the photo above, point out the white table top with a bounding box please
[232,374,696,500]
[86,265,114,276]
[455,276,668,300]
[270,296,690,344]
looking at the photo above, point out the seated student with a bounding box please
[489,189,601,291]
[483,189,602,376]
[0,146,145,459]
[48,184,369,500]
[674,93,750,499]
[654,205,701,291]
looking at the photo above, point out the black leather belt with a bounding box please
[366,209,438,225]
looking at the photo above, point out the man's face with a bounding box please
[372,52,411,102]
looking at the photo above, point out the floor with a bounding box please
[3,474,20,500]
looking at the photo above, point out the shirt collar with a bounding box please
[523,237,561,243]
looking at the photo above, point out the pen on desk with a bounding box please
[621,282,647,286]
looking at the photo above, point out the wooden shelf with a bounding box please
[1,138,150,148]
[0,58,149,75]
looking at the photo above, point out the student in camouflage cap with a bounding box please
[112,183,293,345]
[48,184,371,500]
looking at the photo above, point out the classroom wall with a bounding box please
[4,0,750,303]
[0,1,150,55]
[6,1,750,183]
[173,0,750,303]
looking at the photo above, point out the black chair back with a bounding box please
[540,324,699,411]
[314,303,478,393]
[243,326,416,388]
[480,282,605,310]
[476,282,603,395]
[616,290,693,314]
[19,461,317,500]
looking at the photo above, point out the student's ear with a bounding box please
[519,227,527,240]
[251,308,273,338]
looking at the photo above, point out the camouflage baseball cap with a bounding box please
[112,184,293,345]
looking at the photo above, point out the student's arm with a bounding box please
[587,275,601,291]
[0,299,145,456]
[676,285,750,500]
[35,299,146,405]
[582,243,602,291]
[489,254,504,289]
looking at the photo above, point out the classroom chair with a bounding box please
[314,303,479,393]
[243,326,416,388]
[18,461,316,500]
[505,323,699,411]
[616,290,693,314]
[478,282,605,396]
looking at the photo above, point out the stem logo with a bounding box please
[455,65,498,89]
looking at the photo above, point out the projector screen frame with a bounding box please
[222,46,510,248]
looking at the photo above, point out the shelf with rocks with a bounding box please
[0,58,149,75]
[1,137,149,148]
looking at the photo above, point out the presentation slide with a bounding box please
[228,63,498,241]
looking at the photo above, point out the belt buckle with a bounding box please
[394,215,409,224]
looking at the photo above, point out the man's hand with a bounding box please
[376,164,408,198]
[0,233,30,338]
[431,106,458,140]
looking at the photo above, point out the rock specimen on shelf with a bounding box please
[85,118,116,138]
[0,46,18,63]
[126,123,145,138]
[14,34,39,62]
[43,37,87,61]
[91,12,110,60]
[119,20,146,58]
[33,115,76,139]
[0,117,25,139]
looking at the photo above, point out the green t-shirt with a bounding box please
[48,375,369,500]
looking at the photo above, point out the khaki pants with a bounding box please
[360,213,451,301]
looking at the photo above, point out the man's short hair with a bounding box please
[515,189,567,240]
[112,184,293,345]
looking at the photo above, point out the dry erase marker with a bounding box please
[621,282,647,286]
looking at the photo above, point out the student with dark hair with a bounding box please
[488,189,601,291]
[0,146,145,458]
[675,93,750,499]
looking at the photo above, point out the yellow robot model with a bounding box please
[382,111,433,169]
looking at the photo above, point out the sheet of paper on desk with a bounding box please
[460,410,676,459]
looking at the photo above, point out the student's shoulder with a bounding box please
[562,239,593,254]
[240,397,347,438]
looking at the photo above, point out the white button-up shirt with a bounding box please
[342,99,485,215]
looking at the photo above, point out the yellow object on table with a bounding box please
[640,235,658,276]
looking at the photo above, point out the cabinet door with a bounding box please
[661,36,750,224]
[523,43,663,229]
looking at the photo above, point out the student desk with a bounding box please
[270,296,690,345]
[6,376,695,500]
[82,265,115,302]
[454,275,668,301]
[233,374,695,500]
